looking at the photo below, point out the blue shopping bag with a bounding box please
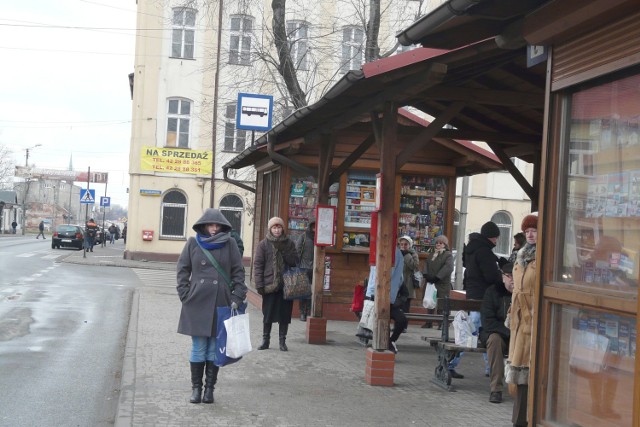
[214,303,247,367]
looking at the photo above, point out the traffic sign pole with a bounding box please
[102,183,107,247]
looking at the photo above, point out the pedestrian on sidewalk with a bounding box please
[36,220,46,239]
[11,220,17,234]
[85,218,98,252]
[253,217,299,351]
[108,224,116,244]
[506,214,538,427]
[398,235,420,315]
[422,234,454,328]
[295,217,315,321]
[176,208,247,404]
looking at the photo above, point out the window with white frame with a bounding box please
[287,20,309,71]
[229,15,253,65]
[171,8,196,59]
[166,98,191,148]
[224,103,247,152]
[340,26,364,73]
[161,190,187,239]
[491,211,513,256]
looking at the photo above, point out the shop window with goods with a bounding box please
[398,175,448,254]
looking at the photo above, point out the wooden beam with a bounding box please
[373,102,397,352]
[486,142,537,202]
[436,129,541,145]
[328,133,376,184]
[423,86,544,107]
[396,101,465,170]
[311,134,336,319]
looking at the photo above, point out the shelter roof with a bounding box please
[225,37,545,172]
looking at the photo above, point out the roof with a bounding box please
[224,38,545,172]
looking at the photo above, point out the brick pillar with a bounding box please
[305,317,327,344]
[365,347,395,386]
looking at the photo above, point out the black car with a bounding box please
[52,225,84,250]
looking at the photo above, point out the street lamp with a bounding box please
[25,144,42,167]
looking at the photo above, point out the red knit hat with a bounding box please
[521,214,538,231]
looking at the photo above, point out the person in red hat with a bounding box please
[506,213,538,426]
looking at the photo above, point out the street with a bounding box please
[0,236,139,426]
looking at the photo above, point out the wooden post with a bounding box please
[307,133,335,344]
[373,102,397,352]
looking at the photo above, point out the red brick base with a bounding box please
[365,347,395,386]
[305,317,327,344]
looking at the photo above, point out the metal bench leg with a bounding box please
[431,346,458,392]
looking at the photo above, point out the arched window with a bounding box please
[161,190,187,239]
[491,211,512,256]
[219,194,243,234]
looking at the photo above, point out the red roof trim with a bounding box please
[397,109,501,164]
[361,47,449,78]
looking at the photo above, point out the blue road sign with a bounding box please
[100,196,111,207]
[80,189,96,204]
[236,93,273,131]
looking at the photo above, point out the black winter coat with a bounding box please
[479,282,511,346]
[462,232,503,299]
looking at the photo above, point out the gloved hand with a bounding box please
[231,295,243,309]
[257,287,265,295]
[425,275,437,283]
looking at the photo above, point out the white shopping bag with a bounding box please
[224,310,252,358]
[452,310,477,347]
[359,299,376,332]
[422,283,437,309]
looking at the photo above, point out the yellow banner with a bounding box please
[140,146,213,175]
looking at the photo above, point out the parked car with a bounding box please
[52,225,84,250]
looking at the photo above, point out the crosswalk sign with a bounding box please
[80,189,96,204]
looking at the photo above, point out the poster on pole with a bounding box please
[315,205,336,246]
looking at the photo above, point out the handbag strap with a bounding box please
[196,239,232,291]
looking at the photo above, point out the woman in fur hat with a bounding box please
[253,217,299,351]
[422,235,454,329]
[506,213,538,427]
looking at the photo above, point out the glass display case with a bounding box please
[544,305,635,426]
[555,73,640,295]
[288,176,317,239]
[344,172,376,228]
[398,175,448,254]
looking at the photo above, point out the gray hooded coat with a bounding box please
[176,208,247,337]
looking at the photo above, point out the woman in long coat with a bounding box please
[253,217,299,351]
[422,234,454,327]
[176,208,246,404]
[505,214,538,427]
[398,235,420,313]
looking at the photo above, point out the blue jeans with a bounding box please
[109,233,115,244]
[449,311,488,371]
[190,336,217,363]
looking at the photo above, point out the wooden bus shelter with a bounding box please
[397,0,640,425]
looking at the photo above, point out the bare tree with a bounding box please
[0,143,15,190]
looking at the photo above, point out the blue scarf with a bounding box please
[196,233,226,250]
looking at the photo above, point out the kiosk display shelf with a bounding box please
[344,172,376,228]
[398,175,447,254]
[288,177,317,238]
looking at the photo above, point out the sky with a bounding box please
[0,0,138,208]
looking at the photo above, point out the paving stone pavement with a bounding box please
[61,244,514,427]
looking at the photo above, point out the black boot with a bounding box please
[189,362,205,403]
[203,361,218,404]
[299,300,308,321]
[258,323,272,350]
[279,323,289,351]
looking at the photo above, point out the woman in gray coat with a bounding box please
[422,234,454,328]
[176,208,246,404]
[253,217,299,351]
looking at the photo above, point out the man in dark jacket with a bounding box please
[451,221,504,378]
[480,262,514,404]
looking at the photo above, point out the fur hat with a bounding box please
[268,217,285,230]
[521,214,538,231]
[398,235,413,247]
[480,221,500,238]
[435,235,449,246]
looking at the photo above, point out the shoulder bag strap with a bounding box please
[195,239,232,291]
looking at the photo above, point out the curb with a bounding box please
[115,289,139,427]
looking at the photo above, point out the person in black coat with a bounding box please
[480,262,514,404]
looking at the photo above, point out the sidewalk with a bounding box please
[60,244,514,427]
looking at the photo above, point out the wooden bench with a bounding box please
[424,296,485,391]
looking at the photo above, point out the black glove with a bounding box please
[257,287,265,295]
[231,294,244,308]
[425,275,437,283]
